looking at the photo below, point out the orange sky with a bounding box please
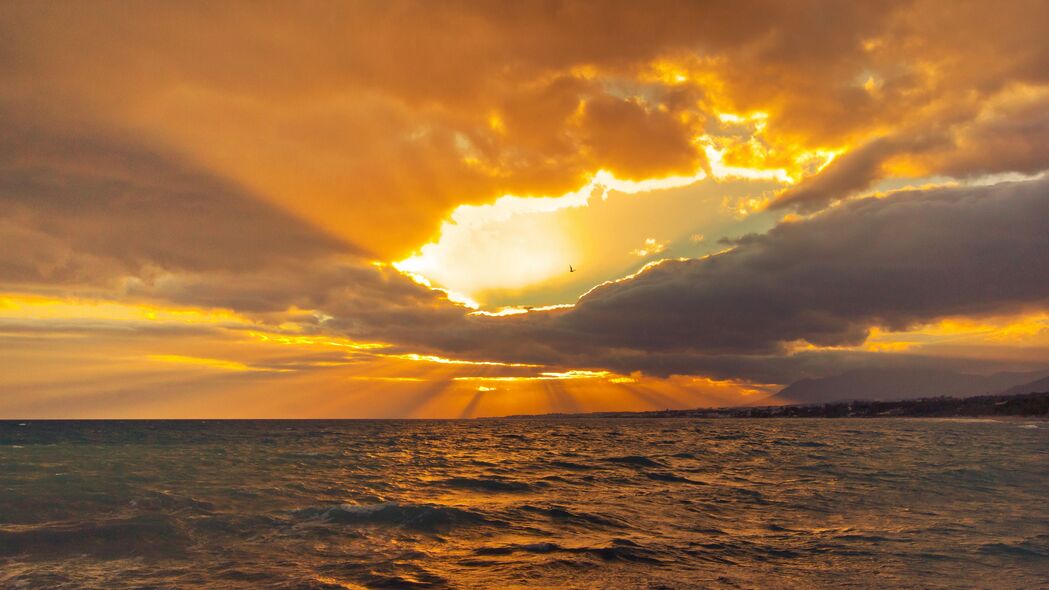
[3,1,1049,417]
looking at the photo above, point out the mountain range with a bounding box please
[776,367,1049,405]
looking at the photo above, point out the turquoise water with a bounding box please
[1,419,1046,589]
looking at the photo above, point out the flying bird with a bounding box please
[569,265,575,273]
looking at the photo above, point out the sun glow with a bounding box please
[146,354,290,372]
[452,369,612,382]
[392,131,829,309]
[469,303,575,317]
[0,293,246,326]
[393,169,709,303]
[247,332,388,351]
[390,353,542,368]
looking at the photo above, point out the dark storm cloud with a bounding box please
[559,349,1041,385]
[561,179,1049,351]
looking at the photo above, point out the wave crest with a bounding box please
[295,502,493,532]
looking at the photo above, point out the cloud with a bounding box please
[0,106,476,339]
[579,94,704,179]
[927,90,1049,179]
[562,179,1049,350]
[365,178,1049,383]
[769,135,943,211]
[0,109,353,284]
[631,238,668,258]
[771,90,1049,211]
[17,158,1033,389]
[7,1,1049,259]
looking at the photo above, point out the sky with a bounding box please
[3,1,1049,418]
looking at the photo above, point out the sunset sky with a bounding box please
[3,1,1049,417]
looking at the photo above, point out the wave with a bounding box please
[352,573,446,588]
[547,460,595,470]
[644,471,703,484]
[603,455,664,467]
[475,538,663,563]
[131,490,215,513]
[0,515,189,559]
[435,477,536,492]
[518,505,628,528]
[979,539,1049,559]
[294,502,494,532]
[315,551,449,589]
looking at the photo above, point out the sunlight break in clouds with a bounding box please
[393,169,707,301]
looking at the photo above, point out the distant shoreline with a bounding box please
[495,391,1049,420]
[2,392,1045,422]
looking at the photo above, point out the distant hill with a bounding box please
[776,367,1049,405]
[718,391,1049,419]
[499,391,1049,419]
[997,374,1049,397]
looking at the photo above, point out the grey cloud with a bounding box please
[769,135,941,211]
[561,179,1049,351]
[933,94,1049,179]
[563,349,1048,386]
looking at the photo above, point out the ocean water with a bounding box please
[0,419,1046,589]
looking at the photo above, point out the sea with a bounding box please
[0,419,1046,589]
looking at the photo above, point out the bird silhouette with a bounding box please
[569,265,575,273]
